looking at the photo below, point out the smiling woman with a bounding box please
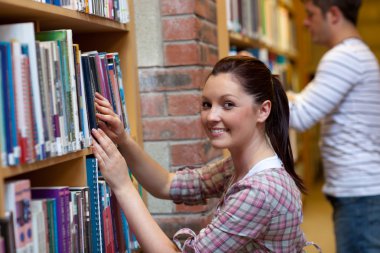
[91,56,319,252]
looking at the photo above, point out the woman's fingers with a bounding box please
[92,128,116,155]
[95,92,114,110]
[95,103,116,118]
[92,136,109,170]
[97,121,115,138]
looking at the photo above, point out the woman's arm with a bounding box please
[92,128,179,253]
[95,92,174,199]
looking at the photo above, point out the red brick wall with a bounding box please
[139,0,222,238]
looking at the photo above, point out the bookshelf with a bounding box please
[0,0,143,219]
[216,0,313,189]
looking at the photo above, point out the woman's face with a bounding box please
[201,73,262,152]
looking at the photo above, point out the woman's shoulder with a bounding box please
[234,168,302,212]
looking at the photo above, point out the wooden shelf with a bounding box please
[279,0,295,15]
[0,0,129,33]
[1,149,92,179]
[229,32,298,60]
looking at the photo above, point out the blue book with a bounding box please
[0,43,8,166]
[86,155,102,253]
[45,198,59,253]
[52,0,62,6]
[0,42,18,166]
[81,53,98,130]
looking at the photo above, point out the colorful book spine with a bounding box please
[0,22,46,161]
[45,198,59,253]
[86,156,103,253]
[20,44,37,164]
[81,52,98,131]
[4,179,33,253]
[31,186,70,253]
[0,41,18,166]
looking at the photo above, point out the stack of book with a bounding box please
[31,0,130,23]
[2,156,139,253]
[0,22,130,167]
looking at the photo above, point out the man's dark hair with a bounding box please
[308,0,362,25]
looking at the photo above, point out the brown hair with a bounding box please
[306,0,362,25]
[208,56,306,193]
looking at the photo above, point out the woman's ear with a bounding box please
[257,100,271,123]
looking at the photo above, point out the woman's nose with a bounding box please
[207,106,221,122]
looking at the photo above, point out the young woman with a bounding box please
[91,56,314,252]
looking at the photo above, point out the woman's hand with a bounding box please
[95,92,127,145]
[91,128,132,193]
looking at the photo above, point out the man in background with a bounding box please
[287,0,380,252]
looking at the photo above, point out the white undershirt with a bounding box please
[242,155,283,180]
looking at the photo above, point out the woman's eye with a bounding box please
[224,102,235,110]
[202,102,211,110]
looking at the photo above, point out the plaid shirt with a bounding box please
[170,156,307,252]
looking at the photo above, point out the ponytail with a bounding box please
[267,76,306,193]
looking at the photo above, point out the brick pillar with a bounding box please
[135,0,222,238]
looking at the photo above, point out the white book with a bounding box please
[51,41,67,155]
[120,0,130,24]
[31,200,48,253]
[77,48,91,147]
[35,42,53,158]
[40,41,60,157]
[65,29,81,152]
[11,42,23,164]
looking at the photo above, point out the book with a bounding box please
[73,44,90,148]
[0,22,45,161]
[112,53,130,132]
[45,198,59,253]
[38,41,62,156]
[0,236,4,253]
[98,179,115,253]
[81,51,99,131]
[70,186,90,253]
[31,199,49,253]
[4,179,33,253]
[20,44,37,164]
[0,41,19,166]
[36,29,81,153]
[0,211,17,253]
[86,155,103,253]
[0,46,6,166]
[11,41,28,165]
[35,41,54,158]
[31,186,70,253]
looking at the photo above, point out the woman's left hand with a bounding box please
[91,128,132,193]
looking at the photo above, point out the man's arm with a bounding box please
[287,49,360,131]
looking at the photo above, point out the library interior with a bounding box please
[0,0,379,252]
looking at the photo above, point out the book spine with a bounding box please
[31,188,66,253]
[66,30,81,151]
[86,156,102,253]
[21,45,37,164]
[64,188,71,253]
